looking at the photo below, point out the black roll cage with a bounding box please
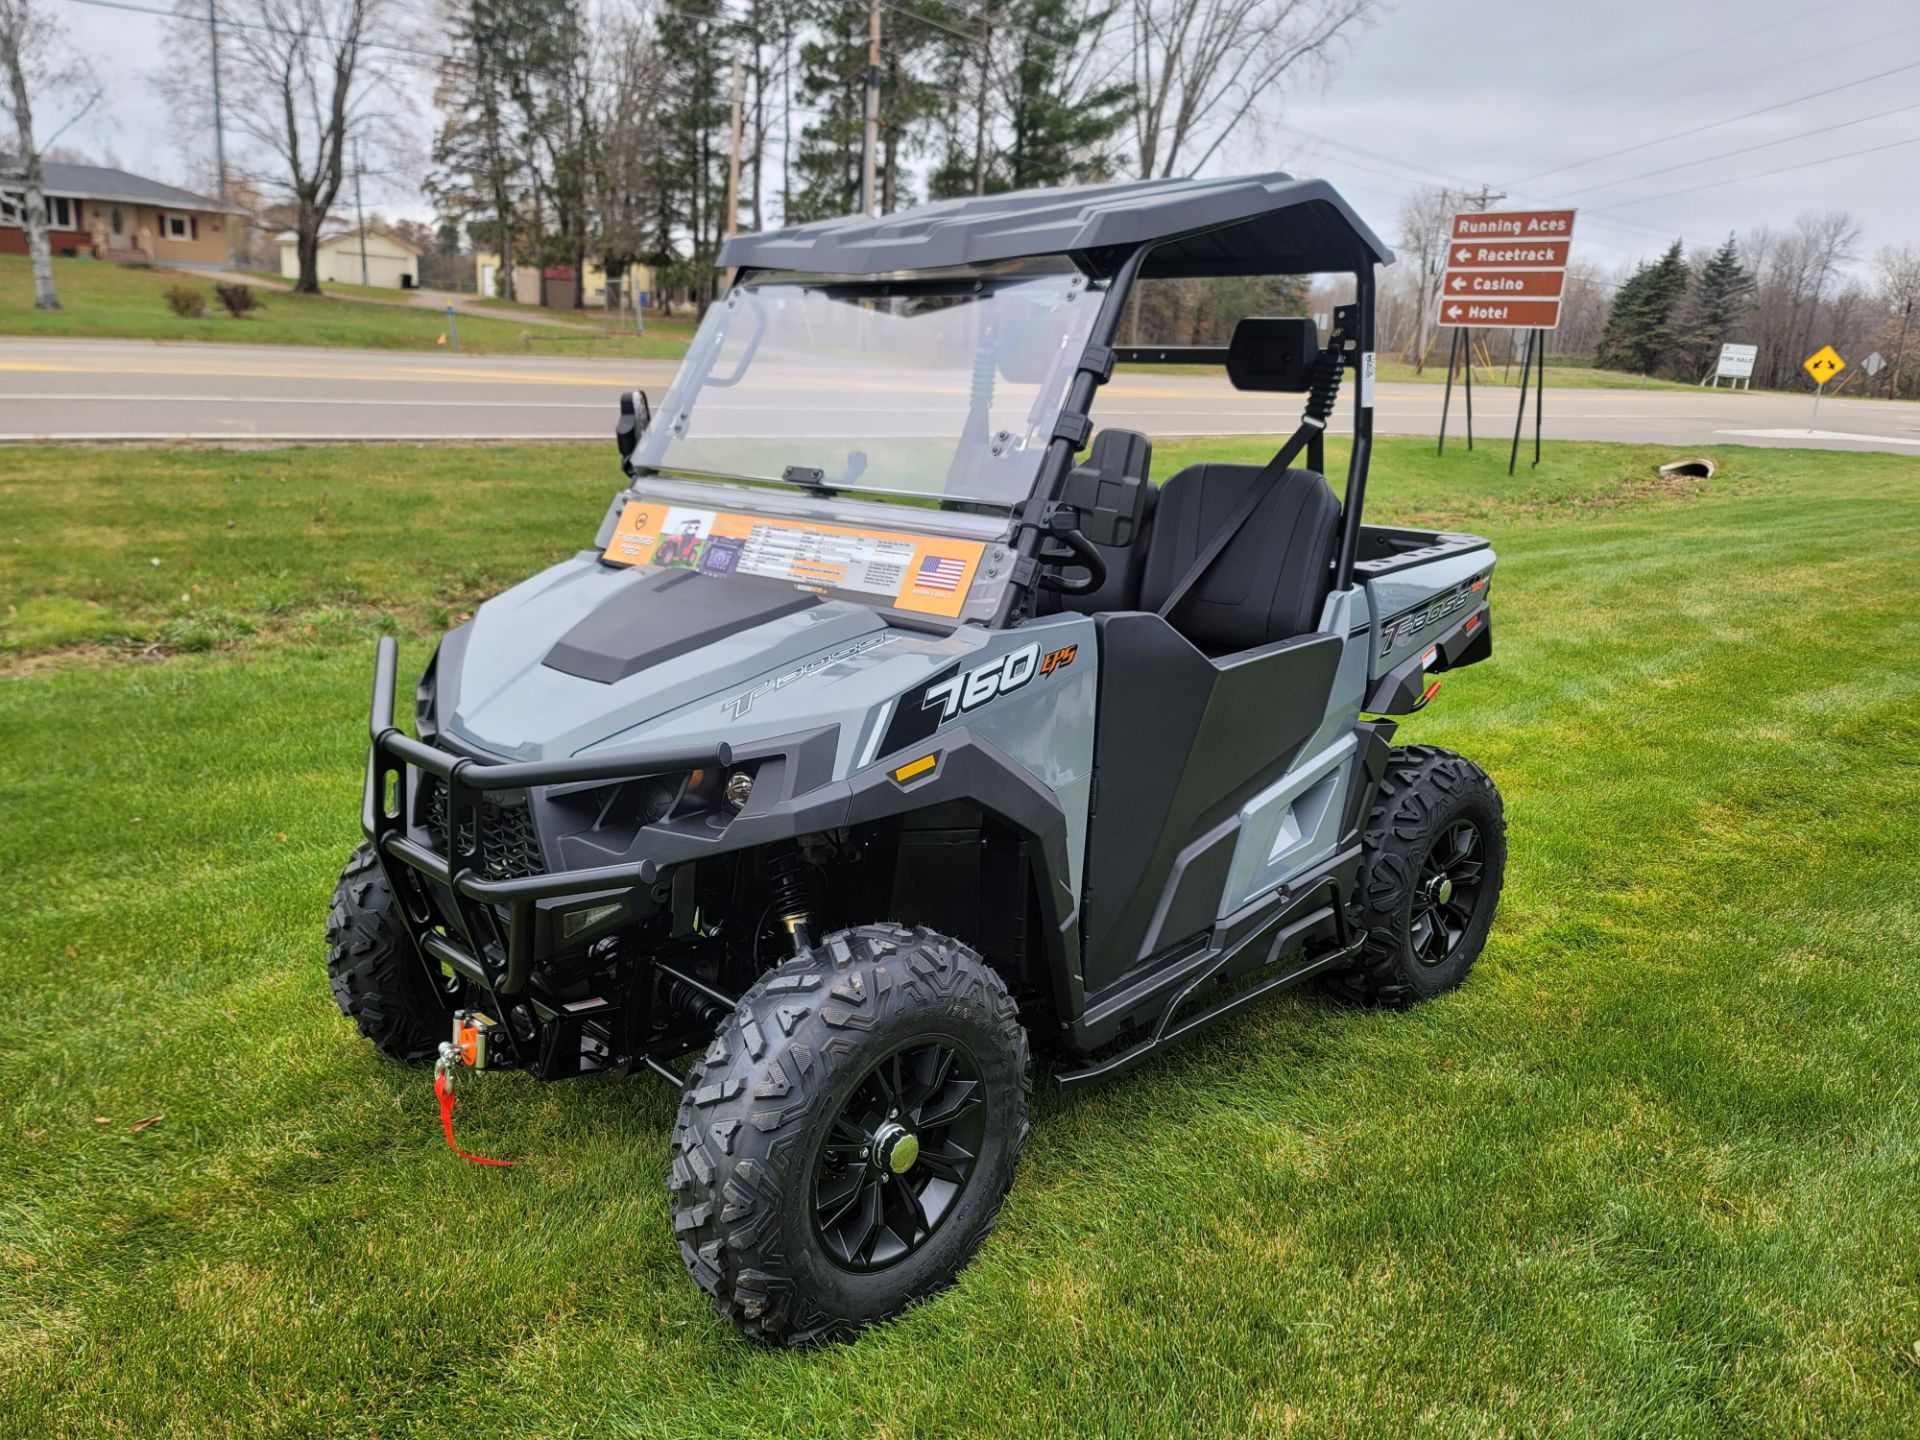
[990,224,1379,626]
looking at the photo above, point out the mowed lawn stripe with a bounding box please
[1,440,1918,1437]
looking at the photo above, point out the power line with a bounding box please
[1590,130,1920,209]
[1509,55,1920,186]
[61,0,843,118]
[1556,0,1850,100]
[1555,97,1920,200]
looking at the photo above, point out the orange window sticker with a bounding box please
[603,495,986,617]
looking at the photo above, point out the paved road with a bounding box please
[3,337,1918,453]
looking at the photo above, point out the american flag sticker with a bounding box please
[913,554,967,592]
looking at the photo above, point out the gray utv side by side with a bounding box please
[328,171,1507,1345]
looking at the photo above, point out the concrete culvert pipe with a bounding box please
[1658,457,1717,479]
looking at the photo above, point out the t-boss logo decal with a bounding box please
[1379,573,1487,656]
[719,633,895,720]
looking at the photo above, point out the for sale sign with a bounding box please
[1439,210,1577,331]
[1714,343,1757,380]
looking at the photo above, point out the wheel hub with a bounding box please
[872,1122,920,1174]
[812,1038,987,1272]
[1411,819,1486,967]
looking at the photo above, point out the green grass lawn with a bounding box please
[0,256,692,359]
[3,438,1920,1435]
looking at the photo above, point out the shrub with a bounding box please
[214,283,263,318]
[165,285,206,318]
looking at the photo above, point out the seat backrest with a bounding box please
[1138,463,1340,652]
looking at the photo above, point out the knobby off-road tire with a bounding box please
[1325,745,1506,1009]
[325,841,448,1065]
[669,924,1031,1346]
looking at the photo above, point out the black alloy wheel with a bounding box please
[812,1039,986,1271]
[1325,745,1507,1008]
[669,924,1030,1346]
[1410,819,1490,966]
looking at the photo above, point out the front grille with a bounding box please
[424,778,547,881]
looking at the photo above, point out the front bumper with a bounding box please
[362,636,732,998]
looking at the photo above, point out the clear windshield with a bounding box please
[633,259,1105,508]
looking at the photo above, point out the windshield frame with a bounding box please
[630,257,1108,511]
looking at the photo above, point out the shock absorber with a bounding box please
[1304,337,1345,427]
[765,849,824,951]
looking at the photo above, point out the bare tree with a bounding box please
[1743,211,1861,388]
[1394,185,1459,374]
[1,0,99,309]
[1127,0,1370,180]
[169,0,412,293]
[591,3,668,309]
[1874,244,1919,399]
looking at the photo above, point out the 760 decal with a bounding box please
[920,642,1078,721]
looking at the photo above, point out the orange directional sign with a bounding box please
[1802,344,1845,386]
[1448,238,1572,269]
[1442,268,1566,299]
[1440,209,1576,331]
[1438,298,1563,329]
[1450,209,1576,241]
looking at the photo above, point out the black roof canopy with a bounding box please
[719,172,1394,279]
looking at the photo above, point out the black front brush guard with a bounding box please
[362,636,732,1003]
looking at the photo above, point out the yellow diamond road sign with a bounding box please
[1803,345,1846,385]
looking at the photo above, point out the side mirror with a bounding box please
[1058,428,1152,547]
[1226,317,1321,392]
[615,389,651,473]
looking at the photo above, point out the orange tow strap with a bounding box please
[433,1068,517,1168]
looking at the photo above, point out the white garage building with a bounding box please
[277,226,420,289]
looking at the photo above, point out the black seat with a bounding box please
[1138,463,1340,653]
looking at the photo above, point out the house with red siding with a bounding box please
[1,159,250,267]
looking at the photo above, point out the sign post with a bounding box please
[1802,344,1845,431]
[1435,209,1575,472]
[1436,327,1480,455]
[1704,342,1757,390]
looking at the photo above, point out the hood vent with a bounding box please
[543,569,822,685]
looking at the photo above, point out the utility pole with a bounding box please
[1891,293,1913,400]
[207,0,233,266]
[972,10,992,196]
[724,56,745,242]
[352,137,369,287]
[860,0,880,217]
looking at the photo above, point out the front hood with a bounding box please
[441,553,896,761]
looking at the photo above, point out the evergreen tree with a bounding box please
[999,0,1130,190]
[1595,241,1689,377]
[788,0,871,223]
[651,0,732,309]
[1679,233,1755,377]
[926,0,1130,200]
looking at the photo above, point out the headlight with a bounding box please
[724,769,754,811]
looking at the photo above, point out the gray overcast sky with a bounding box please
[44,0,1920,273]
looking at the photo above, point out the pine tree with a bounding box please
[926,0,1131,200]
[1595,241,1688,377]
[651,0,732,309]
[1680,234,1755,377]
[999,0,1130,190]
[788,0,871,223]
